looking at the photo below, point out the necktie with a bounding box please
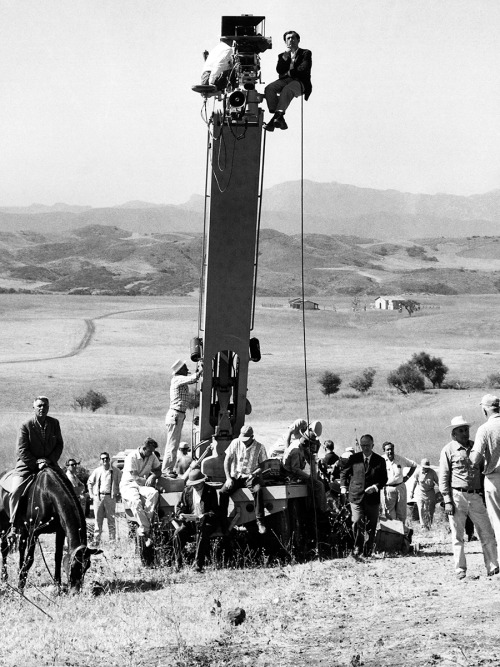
[364,457,369,472]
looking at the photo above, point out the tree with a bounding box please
[411,351,448,388]
[318,371,342,398]
[387,363,425,394]
[400,299,420,316]
[73,389,108,412]
[349,367,376,393]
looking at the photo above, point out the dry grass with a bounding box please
[2,293,500,664]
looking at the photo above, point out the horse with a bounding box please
[0,466,101,592]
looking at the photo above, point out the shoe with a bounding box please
[468,535,478,542]
[256,519,267,535]
[487,567,499,577]
[273,115,288,130]
[263,120,275,132]
[456,571,466,580]
[193,564,204,573]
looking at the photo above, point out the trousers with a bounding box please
[264,77,304,113]
[448,489,498,574]
[382,483,408,522]
[484,473,500,561]
[219,476,264,523]
[163,409,186,473]
[93,495,117,543]
[350,499,380,556]
[120,483,159,536]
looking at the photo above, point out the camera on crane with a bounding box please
[221,15,271,91]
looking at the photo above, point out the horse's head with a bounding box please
[65,545,102,592]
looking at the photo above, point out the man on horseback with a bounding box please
[8,396,64,542]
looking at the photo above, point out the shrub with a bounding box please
[410,351,448,388]
[73,389,108,412]
[349,367,376,393]
[486,372,500,389]
[318,371,342,398]
[387,363,425,394]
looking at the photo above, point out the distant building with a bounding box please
[374,296,405,311]
[289,298,319,310]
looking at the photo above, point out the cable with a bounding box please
[298,93,320,557]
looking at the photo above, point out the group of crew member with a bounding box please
[6,376,500,578]
[200,29,312,133]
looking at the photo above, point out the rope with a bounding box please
[298,93,320,556]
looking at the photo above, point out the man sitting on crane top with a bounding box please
[263,30,312,132]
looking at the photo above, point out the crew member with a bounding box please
[470,395,500,561]
[163,359,202,476]
[200,42,234,91]
[381,441,417,523]
[340,434,388,559]
[219,425,268,534]
[264,30,312,132]
[439,415,498,579]
[87,452,121,546]
[120,437,161,544]
[8,396,64,540]
[173,468,219,572]
[282,431,328,513]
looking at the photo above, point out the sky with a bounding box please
[1,0,500,207]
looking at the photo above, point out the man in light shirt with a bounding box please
[200,42,234,91]
[219,425,267,534]
[470,395,500,560]
[120,438,161,544]
[381,442,417,523]
[163,359,202,476]
[439,414,498,579]
[87,452,121,546]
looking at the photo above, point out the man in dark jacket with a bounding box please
[264,30,312,132]
[8,396,64,538]
[173,468,219,572]
[340,434,388,558]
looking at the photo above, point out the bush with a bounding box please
[73,389,108,412]
[387,363,425,394]
[349,367,376,393]
[486,372,500,389]
[410,351,448,388]
[318,371,342,398]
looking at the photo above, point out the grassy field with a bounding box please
[2,293,500,665]
[0,293,499,471]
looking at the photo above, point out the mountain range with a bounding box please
[1,180,499,239]
[1,181,499,296]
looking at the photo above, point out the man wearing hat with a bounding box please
[470,395,500,557]
[268,418,307,459]
[219,425,268,534]
[174,442,193,478]
[282,431,328,513]
[409,458,439,529]
[163,359,203,476]
[439,415,498,579]
[173,468,219,572]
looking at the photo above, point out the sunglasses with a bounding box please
[101,457,110,461]
[68,463,77,467]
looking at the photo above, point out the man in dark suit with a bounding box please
[340,434,388,558]
[8,396,64,539]
[173,468,219,572]
[264,30,312,132]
